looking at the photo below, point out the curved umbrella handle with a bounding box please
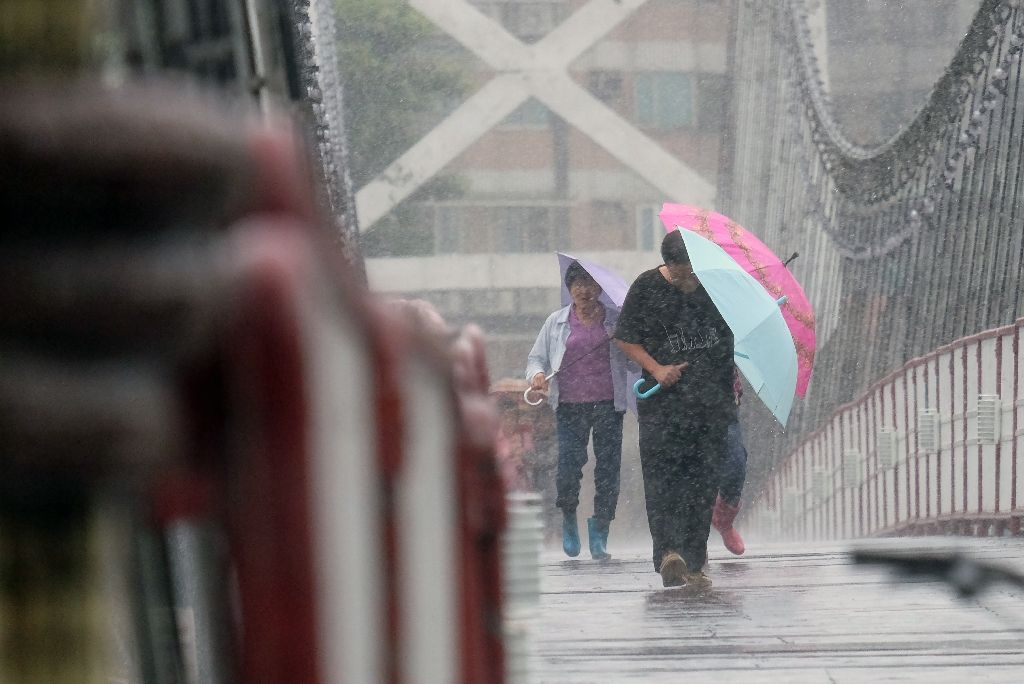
[523,386,546,406]
[524,371,556,406]
[633,377,662,399]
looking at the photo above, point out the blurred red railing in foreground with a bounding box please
[752,318,1024,541]
[224,223,506,684]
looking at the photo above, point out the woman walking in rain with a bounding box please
[526,261,629,560]
[615,231,736,587]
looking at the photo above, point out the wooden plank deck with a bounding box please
[531,539,1024,683]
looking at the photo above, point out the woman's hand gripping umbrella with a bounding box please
[525,336,618,405]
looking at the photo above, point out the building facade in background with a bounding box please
[363,0,733,381]
[359,0,981,382]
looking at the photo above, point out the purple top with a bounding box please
[558,306,615,403]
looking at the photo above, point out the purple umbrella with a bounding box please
[557,252,629,310]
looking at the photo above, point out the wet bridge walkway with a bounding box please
[533,540,1024,683]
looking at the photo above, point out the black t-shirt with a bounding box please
[615,267,736,424]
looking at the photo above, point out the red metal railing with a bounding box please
[752,318,1024,540]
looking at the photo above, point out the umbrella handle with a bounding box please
[523,371,557,406]
[523,387,546,406]
[633,377,662,399]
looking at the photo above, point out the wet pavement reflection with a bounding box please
[532,540,1024,683]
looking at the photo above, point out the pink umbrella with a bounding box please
[659,203,816,397]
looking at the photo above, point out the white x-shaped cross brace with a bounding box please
[354,0,715,229]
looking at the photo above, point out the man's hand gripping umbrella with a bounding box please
[628,228,796,424]
[659,203,814,399]
[626,227,802,423]
[632,313,781,401]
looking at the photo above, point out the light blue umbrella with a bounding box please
[634,228,798,426]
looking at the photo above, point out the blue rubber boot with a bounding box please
[588,517,611,560]
[562,510,581,557]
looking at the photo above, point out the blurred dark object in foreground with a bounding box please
[1,0,361,269]
[0,79,265,684]
[852,548,1024,599]
[1,79,506,683]
[0,83,256,241]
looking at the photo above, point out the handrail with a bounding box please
[751,319,1023,541]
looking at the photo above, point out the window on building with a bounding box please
[635,72,695,129]
[460,221,493,254]
[588,70,624,104]
[435,205,459,254]
[500,97,551,129]
[696,73,730,131]
[636,205,662,252]
[470,1,567,43]
[551,206,570,248]
[500,206,553,253]
[587,201,630,249]
[502,1,567,42]
[431,204,568,254]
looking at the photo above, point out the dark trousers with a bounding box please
[554,401,624,522]
[719,421,748,505]
[639,411,727,573]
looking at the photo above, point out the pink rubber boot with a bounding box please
[712,495,745,555]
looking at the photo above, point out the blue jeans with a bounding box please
[719,421,748,505]
[554,401,624,522]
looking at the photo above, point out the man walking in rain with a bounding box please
[615,231,736,588]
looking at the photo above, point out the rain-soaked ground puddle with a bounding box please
[529,540,1024,683]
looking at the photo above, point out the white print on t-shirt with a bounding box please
[662,324,721,354]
